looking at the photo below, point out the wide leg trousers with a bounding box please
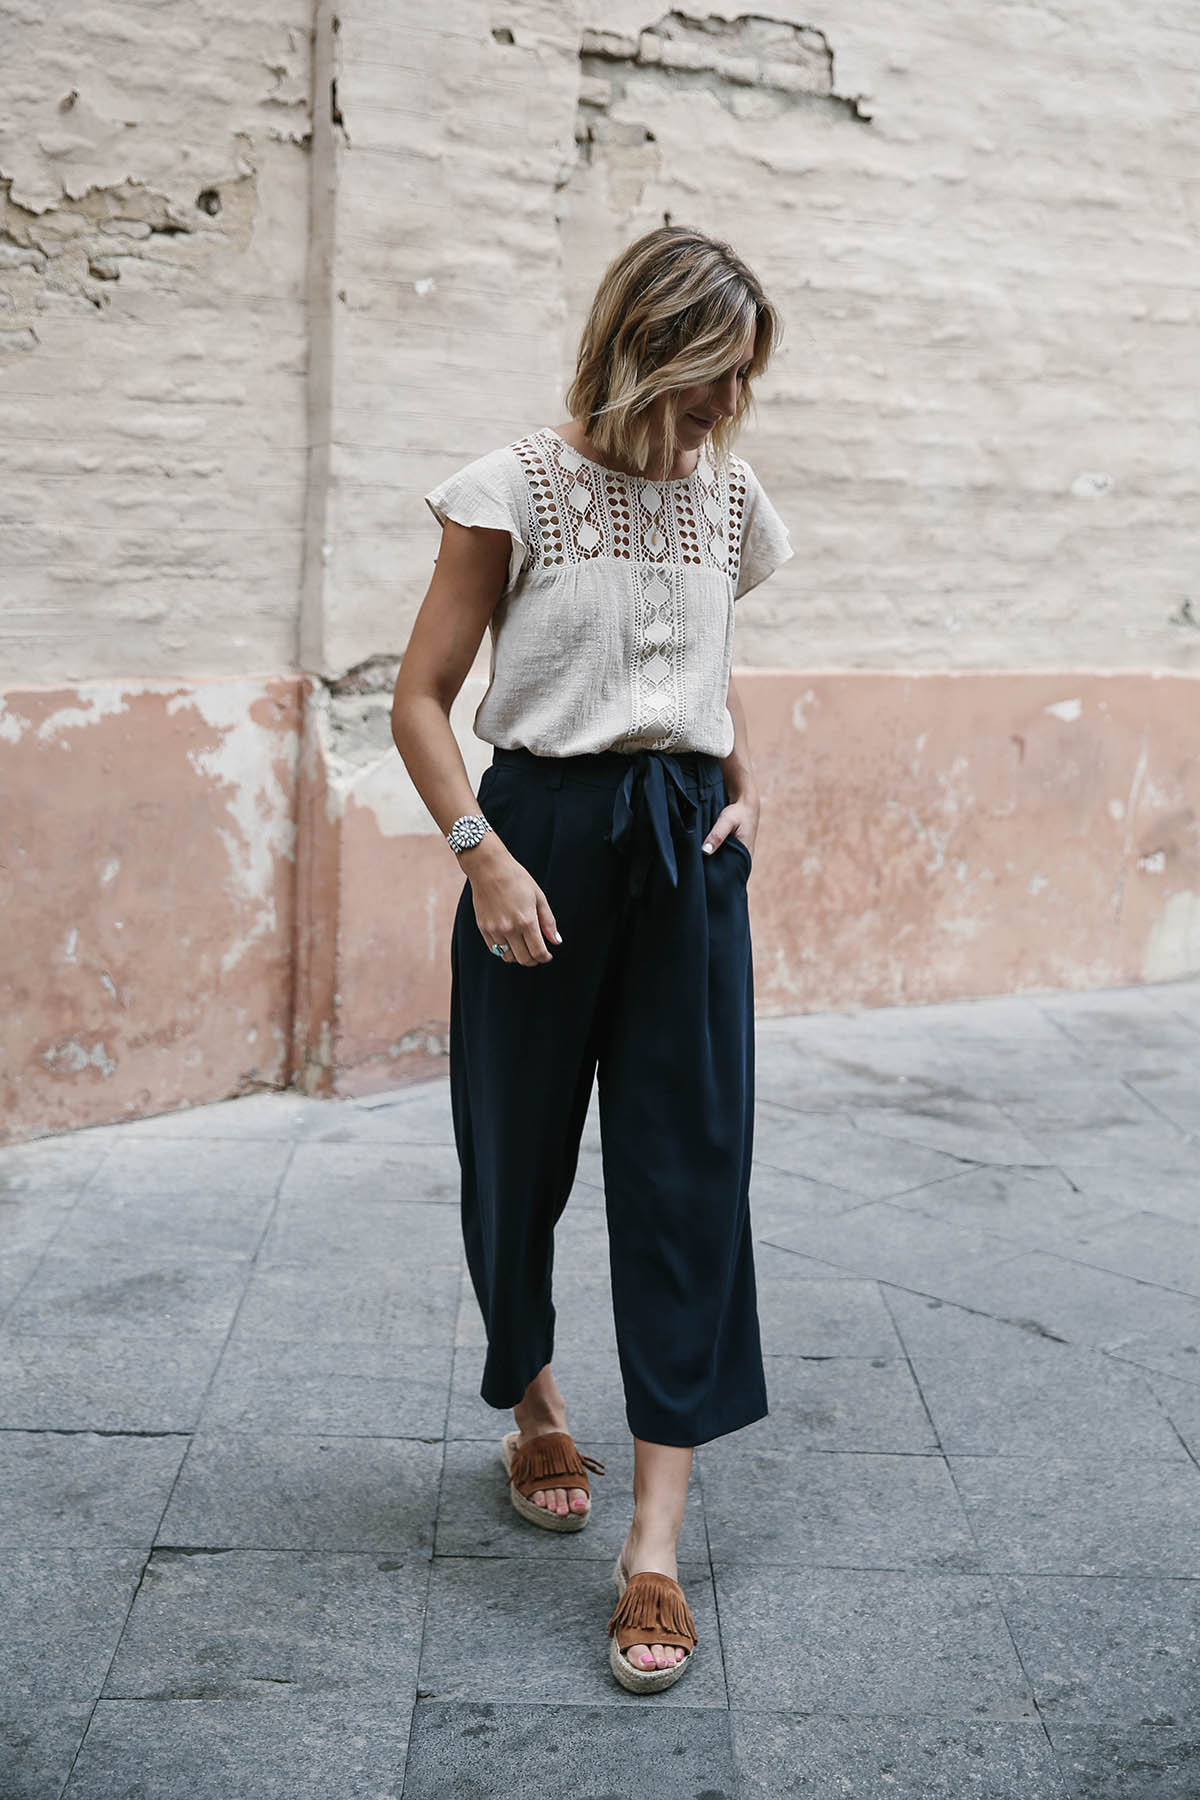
[449,744,769,1448]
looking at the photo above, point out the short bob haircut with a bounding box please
[564,225,781,484]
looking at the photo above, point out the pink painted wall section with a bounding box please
[334,806,462,1095]
[4,670,1197,1133]
[1,680,300,1142]
[326,671,1200,1090]
[747,671,1200,1012]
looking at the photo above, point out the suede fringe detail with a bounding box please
[606,1572,698,1648]
[509,1431,606,1495]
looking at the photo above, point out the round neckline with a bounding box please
[541,425,705,487]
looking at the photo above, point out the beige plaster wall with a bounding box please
[0,0,312,686]
[317,0,1200,684]
[2,1,1198,1139]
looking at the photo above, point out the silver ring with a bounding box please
[490,942,507,958]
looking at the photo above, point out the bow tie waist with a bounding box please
[609,750,701,898]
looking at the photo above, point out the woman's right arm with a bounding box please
[390,519,560,967]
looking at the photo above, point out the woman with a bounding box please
[391,225,793,1693]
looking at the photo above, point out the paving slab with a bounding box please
[1047,1722,1200,1798]
[715,1564,1033,1715]
[198,1335,453,1437]
[0,1134,109,1201]
[1145,1370,1200,1460]
[848,1097,1051,1167]
[279,1140,462,1206]
[0,1189,78,1260]
[744,1353,939,1454]
[0,1329,228,1431]
[402,1700,734,1799]
[231,1256,459,1348]
[0,974,1197,1797]
[62,1698,414,1800]
[1123,1068,1200,1134]
[947,1452,1200,1576]
[731,1712,1069,1798]
[62,1187,275,1261]
[1052,1145,1200,1228]
[762,1199,1025,1297]
[86,1091,328,1142]
[937,1248,1200,1355]
[754,1274,904,1358]
[157,1431,443,1552]
[86,1138,293,1198]
[993,1573,1200,1723]
[699,1444,979,1571]
[0,1251,47,1316]
[752,1119,967,1201]
[0,1430,188,1547]
[5,1249,251,1338]
[417,1555,725,1708]
[746,1160,875,1232]
[882,1164,1125,1251]
[258,1194,463,1267]
[0,1698,95,1800]
[883,1289,1190,1459]
[103,1548,427,1701]
[1,1547,144,1702]
[1050,1208,1200,1300]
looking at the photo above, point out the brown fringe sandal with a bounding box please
[499,1429,606,1532]
[606,1551,698,1693]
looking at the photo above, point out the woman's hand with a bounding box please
[460,834,561,967]
[702,795,759,861]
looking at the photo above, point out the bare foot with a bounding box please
[617,1526,687,1671]
[512,1375,589,1518]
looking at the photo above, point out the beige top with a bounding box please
[423,424,793,759]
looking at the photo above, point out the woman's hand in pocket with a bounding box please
[701,797,758,863]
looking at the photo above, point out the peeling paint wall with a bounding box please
[0,681,300,1136]
[3,1,1198,1138]
[0,0,312,683]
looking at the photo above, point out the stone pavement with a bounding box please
[2,978,1199,1799]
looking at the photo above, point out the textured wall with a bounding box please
[0,681,300,1136]
[314,0,1200,681]
[0,0,312,685]
[3,1,1197,1139]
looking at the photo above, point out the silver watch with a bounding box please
[446,813,494,854]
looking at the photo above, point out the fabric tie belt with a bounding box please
[610,749,700,899]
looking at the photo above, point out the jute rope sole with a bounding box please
[607,1550,696,1694]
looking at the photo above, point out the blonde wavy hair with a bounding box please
[564,226,781,482]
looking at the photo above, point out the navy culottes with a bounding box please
[449,745,769,1448]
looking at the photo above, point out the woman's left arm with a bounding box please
[704,674,760,857]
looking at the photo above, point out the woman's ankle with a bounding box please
[513,1372,566,1432]
[624,1515,683,1559]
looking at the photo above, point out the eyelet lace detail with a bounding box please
[510,429,749,748]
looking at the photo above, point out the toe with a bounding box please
[532,1488,548,1509]
[569,1487,589,1512]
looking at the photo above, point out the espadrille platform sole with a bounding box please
[499,1428,605,1532]
[607,1550,698,1693]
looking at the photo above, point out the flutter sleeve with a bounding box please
[424,444,529,592]
[734,460,794,601]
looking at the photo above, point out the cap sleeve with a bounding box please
[734,460,793,601]
[424,445,529,592]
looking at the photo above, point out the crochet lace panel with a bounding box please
[512,427,749,752]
